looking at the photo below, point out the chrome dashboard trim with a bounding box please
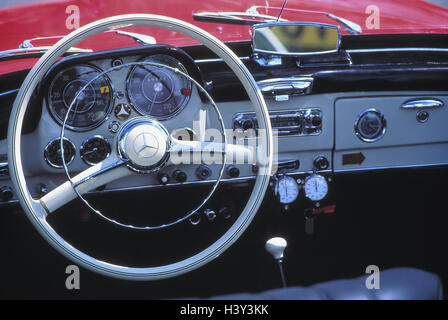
[0,161,8,177]
[401,99,444,109]
[347,48,448,54]
[0,46,92,60]
[195,56,249,64]
[0,89,19,98]
[257,77,314,96]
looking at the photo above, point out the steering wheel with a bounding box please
[8,14,273,280]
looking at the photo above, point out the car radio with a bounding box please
[233,108,322,136]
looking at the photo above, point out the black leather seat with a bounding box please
[205,268,443,300]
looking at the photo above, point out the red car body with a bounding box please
[0,0,447,74]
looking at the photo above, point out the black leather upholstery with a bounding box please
[206,268,443,300]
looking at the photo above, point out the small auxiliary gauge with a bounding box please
[276,175,300,204]
[44,137,76,168]
[304,174,328,202]
[80,136,111,165]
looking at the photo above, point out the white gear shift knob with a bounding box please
[265,237,287,260]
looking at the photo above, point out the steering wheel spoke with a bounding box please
[168,139,255,165]
[39,157,131,215]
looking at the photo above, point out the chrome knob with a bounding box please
[265,237,287,260]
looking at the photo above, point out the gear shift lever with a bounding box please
[265,237,287,288]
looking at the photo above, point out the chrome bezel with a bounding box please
[252,22,341,56]
[80,135,112,166]
[47,64,114,132]
[126,54,192,120]
[117,117,171,174]
[43,137,76,168]
[303,174,328,201]
[354,108,387,143]
[277,175,299,204]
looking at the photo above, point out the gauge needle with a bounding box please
[83,147,98,156]
[315,180,318,192]
[148,91,158,115]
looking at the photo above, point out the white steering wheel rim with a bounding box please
[8,14,273,280]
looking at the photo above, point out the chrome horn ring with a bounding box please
[60,61,228,230]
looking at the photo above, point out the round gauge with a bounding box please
[304,174,328,202]
[44,138,76,168]
[127,54,192,119]
[277,175,300,204]
[355,109,386,142]
[80,136,111,165]
[48,65,113,131]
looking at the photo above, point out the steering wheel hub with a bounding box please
[118,118,170,173]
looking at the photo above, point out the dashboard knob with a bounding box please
[0,186,13,202]
[172,170,187,183]
[314,156,329,170]
[196,164,212,180]
[227,165,240,178]
[242,119,254,131]
[157,172,170,185]
[311,115,322,127]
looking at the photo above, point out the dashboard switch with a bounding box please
[227,165,240,178]
[311,115,322,127]
[314,156,330,170]
[172,170,187,183]
[0,186,13,202]
[196,165,212,180]
[158,172,170,185]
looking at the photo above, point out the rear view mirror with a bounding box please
[252,22,341,56]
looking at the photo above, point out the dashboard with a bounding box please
[1,35,448,212]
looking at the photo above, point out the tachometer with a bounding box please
[48,65,113,131]
[127,54,192,119]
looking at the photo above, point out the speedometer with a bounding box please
[48,65,113,131]
[126,54,192,119]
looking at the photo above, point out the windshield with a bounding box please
[0,0,447,53]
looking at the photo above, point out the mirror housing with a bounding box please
[252,22,341,56]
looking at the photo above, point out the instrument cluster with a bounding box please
[44,52,194,169]
[46,53,193,132]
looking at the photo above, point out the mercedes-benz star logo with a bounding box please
[133,132,159,158]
